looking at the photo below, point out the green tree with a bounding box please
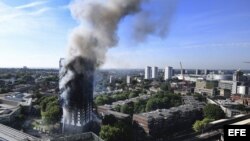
[40,96,61,124]
[113,93,128,101]
[203,104,225,120]
[193,120,203,132]
[95,95,113,106]
[114,105,121,112]
[120,104,134,115]
[100,125,122,141]
[160,82,170,91]
[100,120,133,141]
[193,118,214,132]
[134,99,146,113]
[43,105,61,124]
[146,98,160,112]
[145,93,181,112]
[128,92,138,99]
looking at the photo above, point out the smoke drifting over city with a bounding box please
[59,0,177,131]
[132,0,177,41]
[67,0,177,65]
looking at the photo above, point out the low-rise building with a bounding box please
[0,99,20,123]
[133,96,204,139]
[231,94,250,106]
[218,80,233,91]
[237,85,250,95]
[195,80,218,96]
[50,132,103,141]
[12,84,32,92]
[0,92,33,112]
[97,105,130,119]
[206,74,232,81]
[219,89,231,98]
[0,92,34,123]
[207,98,243,117]
[0,123,40,141]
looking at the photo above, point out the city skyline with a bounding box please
[1,0,250,69]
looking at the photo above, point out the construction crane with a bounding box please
[180,62,184,80]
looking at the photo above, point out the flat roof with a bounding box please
[231,119,250,125]
[209,119,228,125]
[234,114,245,118]
[0,104,17,109]
[0,123,40,141]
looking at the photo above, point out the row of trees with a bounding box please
[113,92,182,115]
[145,92,181,111]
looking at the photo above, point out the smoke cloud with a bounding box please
[66,0,177,66]
[132,0,177,41]
[60,0,177,131]
[67,0,142,67]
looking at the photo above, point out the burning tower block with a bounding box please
[60,57,95,133]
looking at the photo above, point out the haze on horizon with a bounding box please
[0,0,250,70]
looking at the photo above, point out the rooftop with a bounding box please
[139,103,204,119]
[137,96,204,119]
[0,123,40,141]
[231,118,250,125]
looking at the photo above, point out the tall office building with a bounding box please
[127,75,131,84]
[109,75,113,84]
[204,69,210,75]
[233,70,243,81]
[196,69,201,75]
[164,66,173,80]
[232,70,244,94]
[145,66,152,79]
[152,66,158,79]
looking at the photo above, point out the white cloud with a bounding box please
[15,1,48,9]
[0,1,57,37]
[182,42,250,49]
[28,7,51,16]
[0,0,69,68]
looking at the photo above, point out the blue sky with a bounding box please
[0,0,250,69]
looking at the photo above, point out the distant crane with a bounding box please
[243,62,250,64]
[179,62,189,92]
[180,62,184,80]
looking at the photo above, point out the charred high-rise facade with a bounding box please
[59,57,94,133]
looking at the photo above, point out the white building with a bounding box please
[206,74,233,81]
[109,75,113,84]
[127,75,131,84]
[145,66,152,80]
[152,66,158,79]
[232,81,238,94]
[164,66,173,80]
[237,86,250,95]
